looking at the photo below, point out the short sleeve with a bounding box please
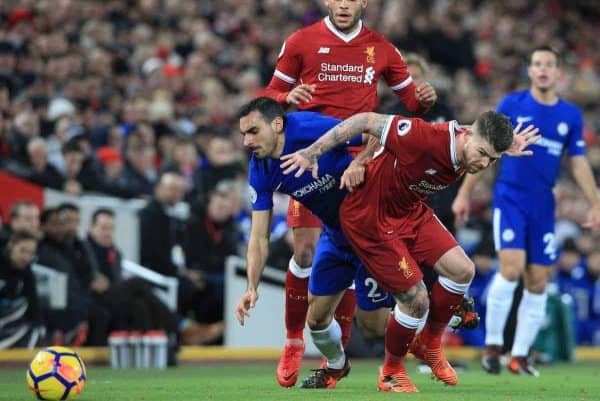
[248,159,273,211]
[567,107,586,157]
[379,116,426,158]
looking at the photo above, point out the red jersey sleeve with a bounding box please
[261,32,304,105]
[382,44,428,115]
[379,116,432,161]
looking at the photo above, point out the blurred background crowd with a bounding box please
[1,0,599,353]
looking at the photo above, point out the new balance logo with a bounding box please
[317,47,330,54]
[425,169,437,175]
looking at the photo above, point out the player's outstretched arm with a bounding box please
[505,123,541,157]
[280,112,390,178]
[569,155,600,230]
[452,172,480,226]
[235,209,272,326]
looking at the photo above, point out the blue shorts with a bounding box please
[492,182,556,265]
[309,230,395,311]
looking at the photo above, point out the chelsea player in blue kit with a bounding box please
[453,46,600,376]
[234,97,394,388]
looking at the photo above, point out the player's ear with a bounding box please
[272,116,284,134]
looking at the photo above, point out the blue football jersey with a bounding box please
[496,90,586,192]
[248,111,360,229]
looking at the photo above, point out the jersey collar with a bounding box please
[449,120,461,171]
[324,16,363,43]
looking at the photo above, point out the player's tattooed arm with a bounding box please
[281,112,390,178]
[302,112,388,160]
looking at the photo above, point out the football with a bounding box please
[26,346,87,401]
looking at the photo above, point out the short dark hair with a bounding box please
[529,45,560,66]
[9,230,39,245]
[57,202,79,214]
[40,208,57,225]
[237,97,285,123]
[474,111,514,153]
[91,208,115,225]
[62,139,83,154]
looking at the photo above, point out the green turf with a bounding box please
[1,359,599,401]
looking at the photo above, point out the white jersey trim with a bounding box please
[324,17,363,43]
[449,120,460,171]
[390,76,413,91]
[377,115,395,156]
[274,69,297,84]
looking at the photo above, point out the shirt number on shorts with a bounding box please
[364,277,388,303]
[543,232,557,261]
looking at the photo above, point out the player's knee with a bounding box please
[306,313,333,331]
[451,259,475,284]
[292,237,317,267]
[356,310,388,339]
[500,267,521,282]
[306,300,335,330]
[526,279,548,294]
[395,285,429,318]
[292,249,313,267]
[412,288,430,317]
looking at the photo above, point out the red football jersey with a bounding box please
[263,17,420,119]
[341,116,465,240]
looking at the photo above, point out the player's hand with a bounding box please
[286,84,316,105]
[452,192,471,226]
[280,150,319,178]
[340,160,365,192]
[415,81,437,108]
[583,203,600,230]
[235,288,259,326]
[505,123,541,157]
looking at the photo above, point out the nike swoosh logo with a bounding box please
[275,182,283,191]
[282,372,297,381]
[516,116,533,124]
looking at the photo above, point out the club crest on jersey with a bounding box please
[364,46,376,64]
[397,257,413,278]
[248,185,257,204]
[396,119,412,136]
[557,122,568,136]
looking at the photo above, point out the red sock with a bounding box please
[382,316,416,375]
[285,269,309,340]
[334,289,356,348]
[423,281,464,346]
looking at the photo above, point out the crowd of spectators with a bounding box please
[1,0,599,348]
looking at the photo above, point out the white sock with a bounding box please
[393,304,424,329]
[511,290,548,357]
[485,273,518,346]
[310,320,345,369]
[289,256,311,278]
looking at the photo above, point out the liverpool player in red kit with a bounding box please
[261,0,436,387]
[281,112,539,392]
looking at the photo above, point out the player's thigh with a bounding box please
[355,308,390,339]
[433,245,474,284]
[306,291,346,329]
[354,264,395,311]
[526,191,557,266]
[308,234,356,299]
[492,190,527,254]
[523,263,552,293]
[352,238,423,294]
[411,214,469,283]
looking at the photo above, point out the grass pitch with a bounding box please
[1,359,598,401]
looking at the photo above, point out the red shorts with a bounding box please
[341,205,458,293]
[286,199,322,228]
